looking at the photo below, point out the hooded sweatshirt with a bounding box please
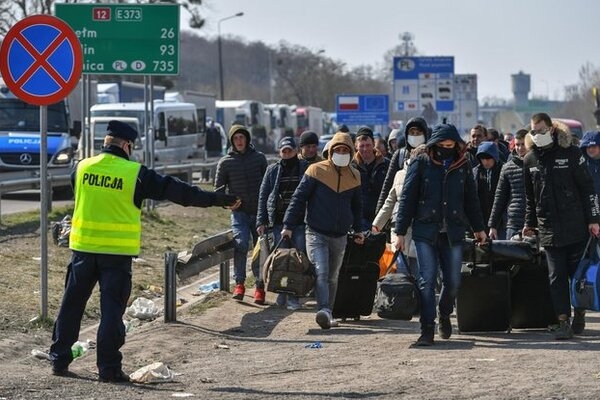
[395,124,485,245]
[283,132,362,237]
[580,130,600,196]
[214,124,268,214]
[473,141,503,231]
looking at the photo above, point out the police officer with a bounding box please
[50,120,239,382]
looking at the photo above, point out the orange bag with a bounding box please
[378,243,397,278]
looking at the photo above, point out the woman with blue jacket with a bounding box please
[394,124,486,346]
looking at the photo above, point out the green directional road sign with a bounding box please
[56,3,179,75]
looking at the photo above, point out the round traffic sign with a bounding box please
[0,14,82,106]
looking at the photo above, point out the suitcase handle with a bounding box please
[271,236,293,253]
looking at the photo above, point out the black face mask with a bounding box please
[434,146,456,160]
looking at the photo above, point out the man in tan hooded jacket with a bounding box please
[282,131,364,329]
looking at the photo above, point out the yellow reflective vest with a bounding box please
[70,153,142,256]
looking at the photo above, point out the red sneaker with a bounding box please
[232,283,245,300]
[254,287,266,305]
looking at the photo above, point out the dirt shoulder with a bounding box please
[2,289,600,400]
[1,203,600,399]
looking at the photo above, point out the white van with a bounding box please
[81,116,143,162]
[89,100,202,163]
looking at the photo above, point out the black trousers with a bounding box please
[544,241,586,317]
[50,251,132,376]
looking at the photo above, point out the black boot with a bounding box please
[572,308,586,335]
[415,324,435,346]
[438,315,452,339]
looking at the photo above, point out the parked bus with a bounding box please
[554,118,584,140]
[89,100,202,163]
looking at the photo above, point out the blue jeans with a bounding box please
[273,224,306,306]
[414,235,463,326]
[231,211,259,285]
[305,227,347,311]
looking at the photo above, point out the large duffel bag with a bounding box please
[374,251,420,320]
[462,238,534,268]
[262,238,315,297]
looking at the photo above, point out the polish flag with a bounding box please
[338,96,360,111]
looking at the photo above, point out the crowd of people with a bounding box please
[214,113,599,345]
[50,113,600,381]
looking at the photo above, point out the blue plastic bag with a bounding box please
[571,237,600,311]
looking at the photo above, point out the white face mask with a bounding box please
[407,135,425,148]
[531,131,553,148]
[331,152,351,167]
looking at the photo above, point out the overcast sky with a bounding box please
[193,0,598,102]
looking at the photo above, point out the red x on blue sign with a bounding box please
[0,15,82,106]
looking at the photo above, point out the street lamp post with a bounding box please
[218,12,244,100]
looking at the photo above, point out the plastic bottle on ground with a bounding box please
[71,340,89,359]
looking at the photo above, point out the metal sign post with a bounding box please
[0,15,83,319]
[40,105,48,316]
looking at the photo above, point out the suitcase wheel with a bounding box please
[353,316,360,321]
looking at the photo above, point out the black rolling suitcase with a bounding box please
[456,241,511,333]
[510,249,557,329]
[332,232,386,320]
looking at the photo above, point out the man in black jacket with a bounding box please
[523,113,600,340]
[489,129,528,240]
[215,124,268,304]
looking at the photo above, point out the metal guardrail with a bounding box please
[164,230,235,322]
[0,155,278,220]
[0,161,221,221]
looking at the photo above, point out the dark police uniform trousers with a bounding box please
[50,251,132,376]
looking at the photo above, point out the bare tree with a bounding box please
[0,0,205,39]
[0,0,54,37]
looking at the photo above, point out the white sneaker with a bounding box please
[330,318,340,328]
[316,309,331,329]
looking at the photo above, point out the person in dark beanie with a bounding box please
[215,124,268,304]
[257,136,309,310]
[298,130,323,164]
[50,120,239,382]
[352,126,390,230]
[523,113,600,340]
[394,123,486,346]
[376,117,429,214]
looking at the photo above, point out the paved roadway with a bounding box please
[0,191,73,216]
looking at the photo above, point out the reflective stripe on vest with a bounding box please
[70,153,142,255]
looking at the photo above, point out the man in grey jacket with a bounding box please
[215,124,268,303]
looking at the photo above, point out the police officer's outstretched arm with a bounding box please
[135,167,238,208]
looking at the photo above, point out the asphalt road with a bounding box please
[0,191,73,216]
